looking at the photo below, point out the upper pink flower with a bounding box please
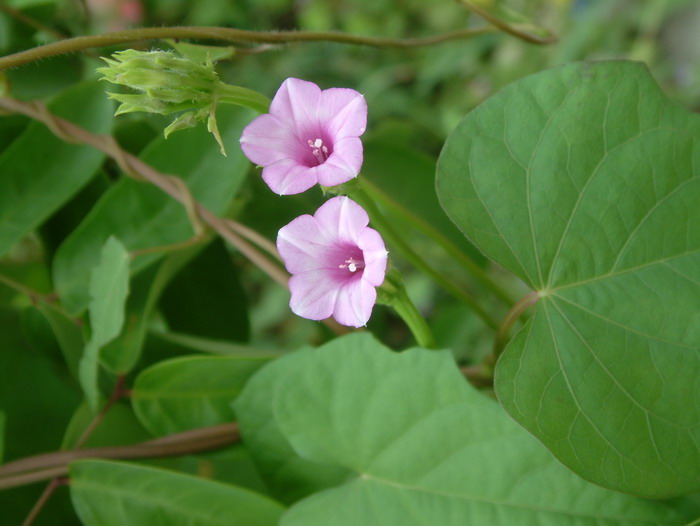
[239,78,367,195]
[277,196,388,327]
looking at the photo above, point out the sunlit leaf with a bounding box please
[236,333,689,524]
[436,61,700,497]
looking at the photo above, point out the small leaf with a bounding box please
[132,355,268,436]
[69,459,284,526]
[237,333,691,524]
[436,61,700,497]
[79,236,130,410]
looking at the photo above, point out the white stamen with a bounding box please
[308,138,330,164]
[339,257,364,273]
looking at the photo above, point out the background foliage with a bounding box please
[0,0,699,524]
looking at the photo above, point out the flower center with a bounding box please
[308,138,330,164]
[339,257,365,273]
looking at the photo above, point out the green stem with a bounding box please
[349,186,499,330]
[0,26,498,71]
[360,176,515,307]
[217,82,271,114]
[379,271,436,349]
[491,291,539,362]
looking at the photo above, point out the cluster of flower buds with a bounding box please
[239,78,388,327]
[98,49,227,152]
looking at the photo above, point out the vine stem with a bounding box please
[0,26,498,70]
[0,423,240,490]
[491,290,540,363]
[22,375,129,526]
[0,95,349,336]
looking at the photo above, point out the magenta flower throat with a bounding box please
[239,78,367,195]
[277,196,388,327]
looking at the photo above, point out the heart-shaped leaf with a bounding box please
[236,333,691,524]
[436,61,700,497]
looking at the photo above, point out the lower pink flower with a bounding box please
[277,196,388,327]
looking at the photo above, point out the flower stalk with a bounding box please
[377,269,436,349]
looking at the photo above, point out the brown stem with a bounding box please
[0,26,502,70]
[491,291,540,363]
[73,375,128,450]
[22,477,66,526]
[0,95,348,337]
[0,423,240,489]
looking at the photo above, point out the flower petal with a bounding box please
[314,196,369,244]
[318,88,367,139]
[358,227,388,286]
[269,78,321,137]
[277,215,340,273]
[289,269,340,321]
[261,159,318,195]
[333,278,376,327]
[316,137,363,187]
[239,114,300,166]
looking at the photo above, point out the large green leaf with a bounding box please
[0,81,112,258]
[80,236,130,410]
[69,459,284,526]
[53,105,254,315]
[132,355,268,437]
[436,61,700,497]
[236,333,690,524]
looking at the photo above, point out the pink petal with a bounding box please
[289,269,340,321]
[333,278,376,327]
[358,228,388,286]
[269,78,321,137]
[277,215,327,274]
[239,114,300,166]
[261,159,318,195]
[314,196,369,244]
[318,88,367,139]
[316,137,363,187]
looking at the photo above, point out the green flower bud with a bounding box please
[98,49,226,154]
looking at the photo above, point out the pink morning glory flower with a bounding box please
[277,196,388,327]
[239,78,367,195]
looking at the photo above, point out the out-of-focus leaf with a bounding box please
[238,333,692,524]
[53,105,254,315]
[70,459,284,526]
[0,81,112,258]
[100,241,205,375]
[36,304,84,380]
[62,401,150,449]
[132,355,268,437]
[80,237,130,410]
[149,331,283,359]
[437,61,700,498]
[0,411,5,464]
[160,239,250,342]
